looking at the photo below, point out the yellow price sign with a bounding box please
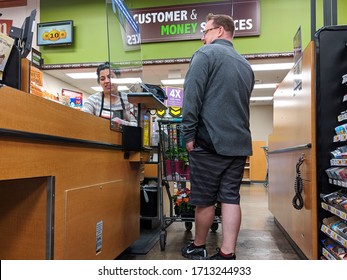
[42,29,67,42]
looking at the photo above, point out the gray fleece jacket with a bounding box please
[182,39,254,156]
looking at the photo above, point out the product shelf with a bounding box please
[330,158,347,166]
[333,134,347,142]
[321,224,347,248]
[321,202,347,220]
[328,178,347,189]
[322,247,338,260]
[321,237,347,260]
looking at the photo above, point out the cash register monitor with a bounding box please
[13,9,36,58]
[0,9,36,90]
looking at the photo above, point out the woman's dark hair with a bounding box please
[96,62,121,84]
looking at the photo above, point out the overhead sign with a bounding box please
[126,0,260,44]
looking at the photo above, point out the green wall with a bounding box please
[40,0,107,64]
[40,0,347,64]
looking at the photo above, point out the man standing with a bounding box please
[181,13,254,260]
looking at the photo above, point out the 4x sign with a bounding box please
[166,87,183,107]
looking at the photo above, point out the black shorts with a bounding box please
[188,146,247,206]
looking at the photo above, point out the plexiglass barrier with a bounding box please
[106,0,143,132]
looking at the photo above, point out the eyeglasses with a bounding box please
[202,26,220,36]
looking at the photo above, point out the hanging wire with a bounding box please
[292,154,305,210]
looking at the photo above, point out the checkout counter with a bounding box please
[0,85,166,260]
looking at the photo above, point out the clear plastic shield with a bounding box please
[106,0,142,131]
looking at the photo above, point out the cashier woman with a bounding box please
[82,62,137,127]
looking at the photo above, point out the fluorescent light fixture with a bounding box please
[91,85,130,92]
[66,72,96,79]
[160,80,278,88]
[254,83,278,89]
[118,85,129,91]
[67,73,142,86]
[111,77,142,84]
[161,79,185,85]
[251,63,294,71]
[91,86,102,92]
[250,96,273,101]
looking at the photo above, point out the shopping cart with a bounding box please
[157,119,221,251]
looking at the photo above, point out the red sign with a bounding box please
[0,20,13,35]
[125,0,260,44]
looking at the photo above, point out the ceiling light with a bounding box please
[253,83,278,89]
[91,85,130,92]
[251,63,294,71]
[66,72,96,79]
[118,85,129,91]
[250,96,273,101]
[111,78,142,84]
[91,86,102,92]
[66,73,142,85]
[161,79,185,85]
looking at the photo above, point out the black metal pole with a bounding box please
[332,0,337,25]
[323,0,338,26]
[311,0,316,40]
[323,0,332,26]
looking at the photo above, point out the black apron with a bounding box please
[99,92,125,120]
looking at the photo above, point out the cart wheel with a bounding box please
[210,222,219,232]
[160,230,167,251]
[184,222,193,231]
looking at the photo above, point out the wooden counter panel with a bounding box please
[250,141,266,181]
[128,151,151,163]
[268,42,318,259]
[0,88,145,259]
[269,42,315,152]
[268,147,317,259]
[144,163,158,178]
[0,87,122,145]
[0,177,49,259]
[64,180,139,259]
[0,138,141,259]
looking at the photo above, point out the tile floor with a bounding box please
[118,183,301,260]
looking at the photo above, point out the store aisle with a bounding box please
[117,184,301,260]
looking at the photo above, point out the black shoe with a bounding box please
[208,248,236,260]
[181,242,208,260]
